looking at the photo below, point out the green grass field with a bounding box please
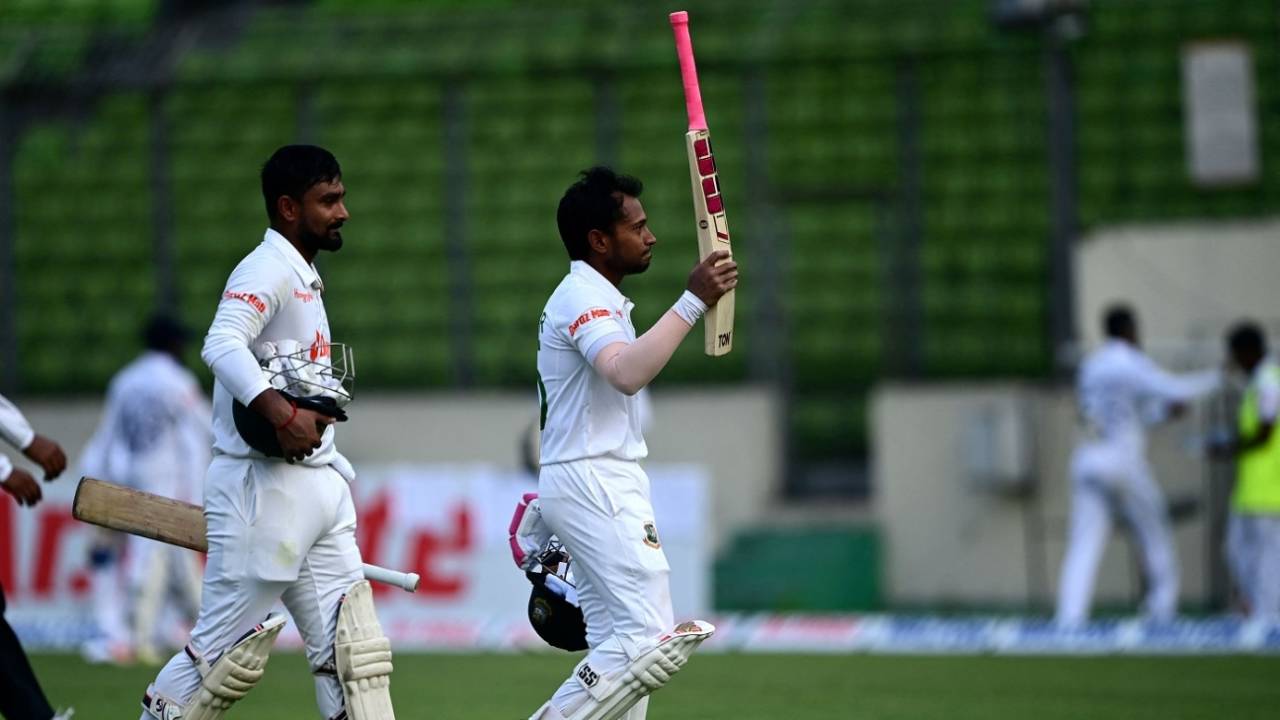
[30,652,1280,719]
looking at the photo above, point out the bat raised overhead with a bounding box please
[671,10,735,356]
[72,476,420,593]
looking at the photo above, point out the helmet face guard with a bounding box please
[258,339,355,407]
[231,339,355,457]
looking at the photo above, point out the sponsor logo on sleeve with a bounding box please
[223,291,266,313]
[293,288,315,303]
[567,307,614,337]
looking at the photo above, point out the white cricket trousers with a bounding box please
[1226,512,1280,619]
[126,535,202,655]
[538,456,674,720]
[141,455,363,719]
[1056,443,1178,627]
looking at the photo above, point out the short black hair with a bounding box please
[556,166,643,261]
[142,314,189,352]
[1228,321,1267,358]
[1103,304,1136,339]
[261,145,342,221]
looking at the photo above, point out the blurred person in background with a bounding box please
[1216,322,1280,619]
[0,393,73,719]
[79,315,210,666]
[1056,304,1219,628]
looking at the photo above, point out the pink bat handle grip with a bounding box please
[670,11,707,131]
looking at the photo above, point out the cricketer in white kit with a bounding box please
[1055,305,1219,628]
[529,167,737,720]
[80,316,209,665]
[141,145,392,720]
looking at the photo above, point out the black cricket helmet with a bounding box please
[526,541,587,652]
[232,338,354,456]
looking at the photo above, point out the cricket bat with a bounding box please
[671,10,735,356]
[72,476,421,593]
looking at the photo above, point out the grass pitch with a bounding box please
[30,652,1280,719]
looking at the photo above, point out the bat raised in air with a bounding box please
[72,476,420,593]
[671,10,735,356]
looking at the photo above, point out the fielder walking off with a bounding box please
[1056,305,1219,627]
[141,145,394,720]
[529,167,736,720]
[80,315,209,666]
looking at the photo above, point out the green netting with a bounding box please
[6,0,1280,474]
[12,93,154,392]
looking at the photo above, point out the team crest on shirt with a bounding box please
[310,330,330,361]
[643,521,661,549]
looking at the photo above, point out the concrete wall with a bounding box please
[872,218,1280,610]
[873,383,1215,609]
[1076,218,1280,362]
[8,388,781,554]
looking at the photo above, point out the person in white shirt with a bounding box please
[80,315,210,666]
[528,167,736,720]
[1056,305,1219,628]
[141,145,377,720]
[0,392,71,720]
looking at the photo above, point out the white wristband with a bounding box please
[671,290,709,327]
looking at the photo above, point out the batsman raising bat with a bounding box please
[138,145,395,720]
[524,17,737,719]
[526,160,736,717]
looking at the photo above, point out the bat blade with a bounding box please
[672,11,735,356]
[72,476,419,593]
[74,475,207,552]
[685,129,735,355]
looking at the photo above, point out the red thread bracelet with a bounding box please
[274,401,298,430]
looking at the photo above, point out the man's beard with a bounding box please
[301,223,344,253]
[608,252,650,277]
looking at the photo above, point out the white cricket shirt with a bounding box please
[201,229,354,479]
[537,261,648,465]
[1247,358,1280,424]
[79,351,211,502]
[0,392,35,481]
[1077,339,1219,453]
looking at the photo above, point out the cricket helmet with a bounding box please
[232,338,355,457]
[526,541,587,652]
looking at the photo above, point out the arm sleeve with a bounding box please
[200,260,286,406]
[1257,375,1280,423]
[561,298,630,365]
[1130,357,1220,403]
[0,454,11,482]
[0,392,35,451]
[592,310,696,396]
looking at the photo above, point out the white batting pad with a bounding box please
[566,620,715,720]
[336,580,396,720]
[177,615,286,720]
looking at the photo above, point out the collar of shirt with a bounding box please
[264,228,324,292]
[569,260,631,312]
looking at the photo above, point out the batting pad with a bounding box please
[336,580,396,720]
[177,614,286,720]
[566,620,715,720]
